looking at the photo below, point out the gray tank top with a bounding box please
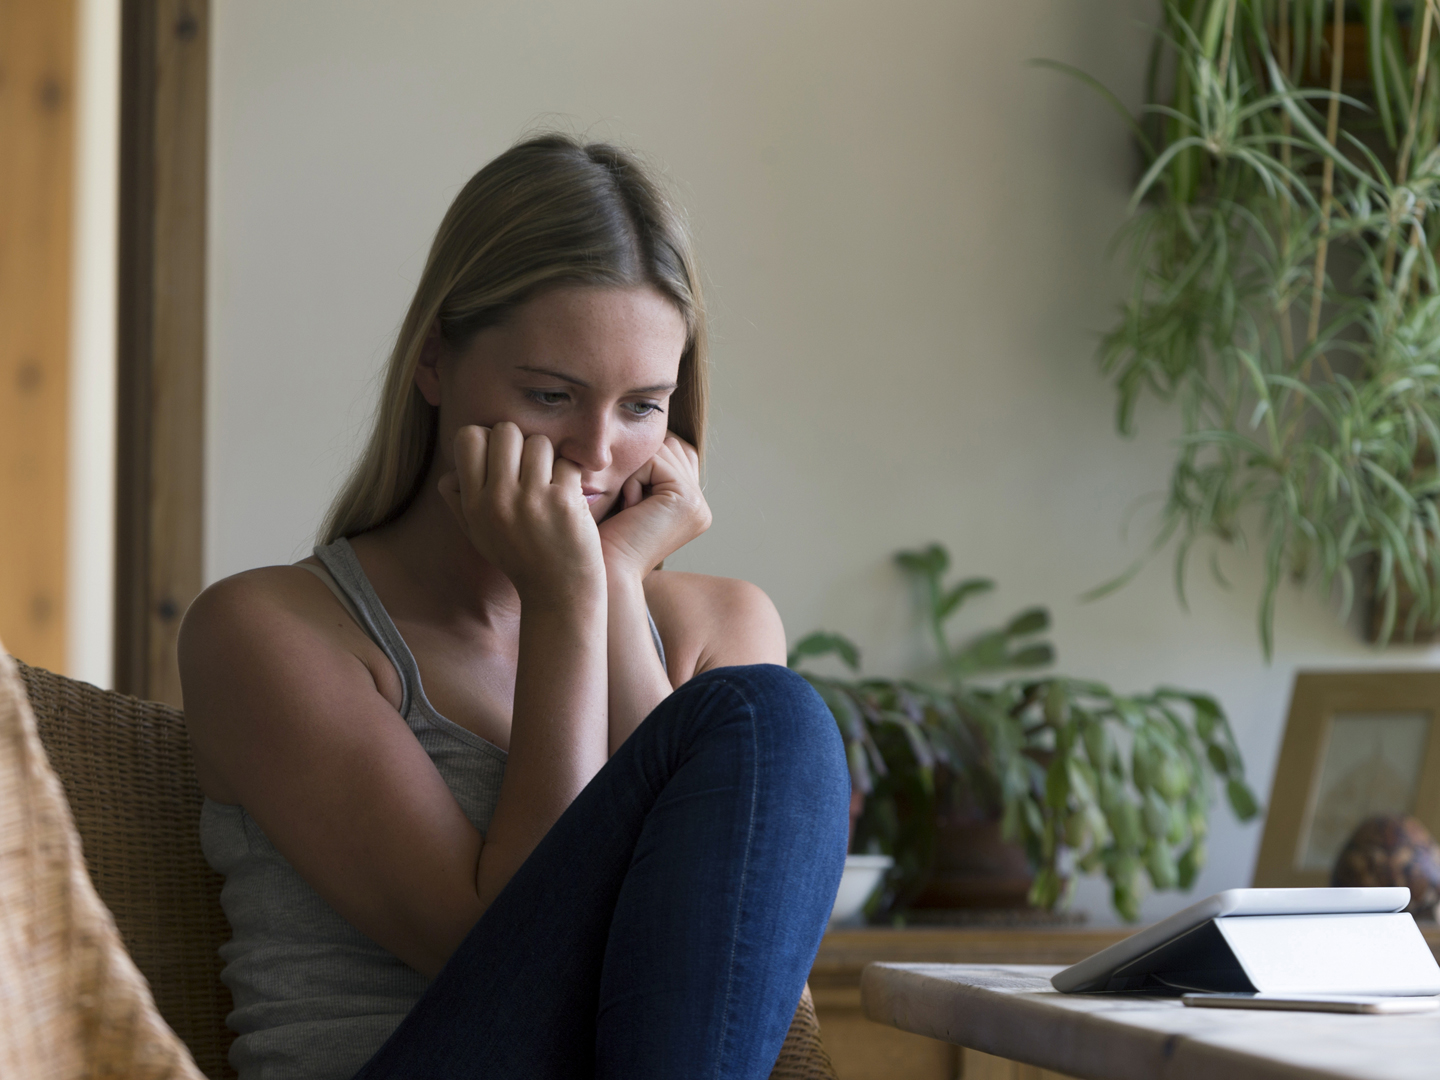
[200,537,665,1080]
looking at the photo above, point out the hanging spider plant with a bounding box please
[1046,0,1440,656]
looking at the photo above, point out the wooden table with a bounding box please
[811,926,1440,1080]
[861,963,1440,1080]
[810,928,1130,1079]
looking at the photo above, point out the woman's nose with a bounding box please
[557,412,613,473]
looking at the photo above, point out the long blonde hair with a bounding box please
[321,134,708,544]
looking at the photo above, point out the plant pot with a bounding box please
[909,815,1033,910]
[828,854,894,929]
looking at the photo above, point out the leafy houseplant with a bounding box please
[790,544,1259,921]
[1043,1,1440,654]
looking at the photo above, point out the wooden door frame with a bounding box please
[0,0,78,674]
[115,0,207,706]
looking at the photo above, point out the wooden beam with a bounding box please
[0,0,77,672]
[116,0,206,706]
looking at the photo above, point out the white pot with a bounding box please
[828,854,894,929]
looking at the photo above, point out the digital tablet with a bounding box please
[1182,992,1439,1014]
[1051,888,1411,994]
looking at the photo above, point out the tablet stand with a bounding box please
[1100,912,1440,996]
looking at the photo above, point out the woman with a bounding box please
[179,134,849,1080]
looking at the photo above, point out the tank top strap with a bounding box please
[646,608,667,671]
[312,538,421,717]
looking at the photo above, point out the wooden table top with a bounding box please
[861,962,1440,1080]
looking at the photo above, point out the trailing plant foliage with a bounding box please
[790,544,1259,921]
[1048,0,1440,655]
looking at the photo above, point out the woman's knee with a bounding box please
[688,664,848,786]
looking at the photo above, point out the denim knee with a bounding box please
[686,664,849,809]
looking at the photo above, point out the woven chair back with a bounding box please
[13,658,836,1080]
[16,659,236,1079]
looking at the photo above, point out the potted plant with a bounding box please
[790,544,1260,922]
[1039,0,1440,653]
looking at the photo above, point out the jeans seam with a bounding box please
[713,674,760,1080]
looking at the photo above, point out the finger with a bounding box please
[665,432,699,460]
[660,434,699,477]
[624,457,656,490]
[487,422,524,488]
[623,476,644,508]
[453,426,490,494]
[551,456,583,491]
[519,433,555,490]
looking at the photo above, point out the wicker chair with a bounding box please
[7,653,837,1080]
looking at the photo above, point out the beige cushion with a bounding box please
[0,643,203,1080]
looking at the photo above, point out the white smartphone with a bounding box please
[1182,992,1440,1014]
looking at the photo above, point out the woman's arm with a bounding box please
[606,569,676,751]
[597,435,712,749]
[184,423,610,978]
[442,422,611,908]
[643,571,789,679]
[182,577,494,979]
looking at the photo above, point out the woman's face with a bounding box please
[418,284,688,521]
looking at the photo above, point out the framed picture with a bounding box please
[1253,671,1440,888]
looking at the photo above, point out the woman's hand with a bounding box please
[438,422,605,603]
[598,433,712,581]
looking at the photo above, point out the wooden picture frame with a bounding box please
[1253,671,1440,888]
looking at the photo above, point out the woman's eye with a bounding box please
[525,389,570,406]
[623,401,663,418]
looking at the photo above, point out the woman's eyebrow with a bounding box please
[516,365,677,394]
[517,365,590,388]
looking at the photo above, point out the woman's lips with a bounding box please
[583,489,604,505]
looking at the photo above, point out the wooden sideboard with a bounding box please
[808,924,1440,1080]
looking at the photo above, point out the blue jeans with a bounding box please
[351,664,850,1080]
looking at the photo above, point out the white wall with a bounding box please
[68,0,119,688]
[208,0,1440,924]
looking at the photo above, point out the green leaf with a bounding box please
[1111,799,1142,850]
[1207,743,1231,774]
[1187,694,1221,740]
[894,544,948,579]
[1111,863,1142,923]
[1146,840,1179,890]
[1044,681,1069,726]
[1008,644,1056,669]
[1029,867,1063,911]
[1166,803,1187,846]
[787,631,861,672]
[846,741,873,795]
[1082,722,1112,770]
[1156,756,1191,801]
[1028,58,1156,159]
[1177,842,1206,889]
[1226,779,1260,821]
[1142,790,1170,839]
[951,631,1010,675]
[937,578,994,619]
[1006,607,1050,637]
[1045,756,1071,810]
[1080,557,1146,602]
[1365,0,1396,148]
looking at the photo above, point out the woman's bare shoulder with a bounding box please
[179,563,401,719]
[643,571,786,679]
[183,564,341,652]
